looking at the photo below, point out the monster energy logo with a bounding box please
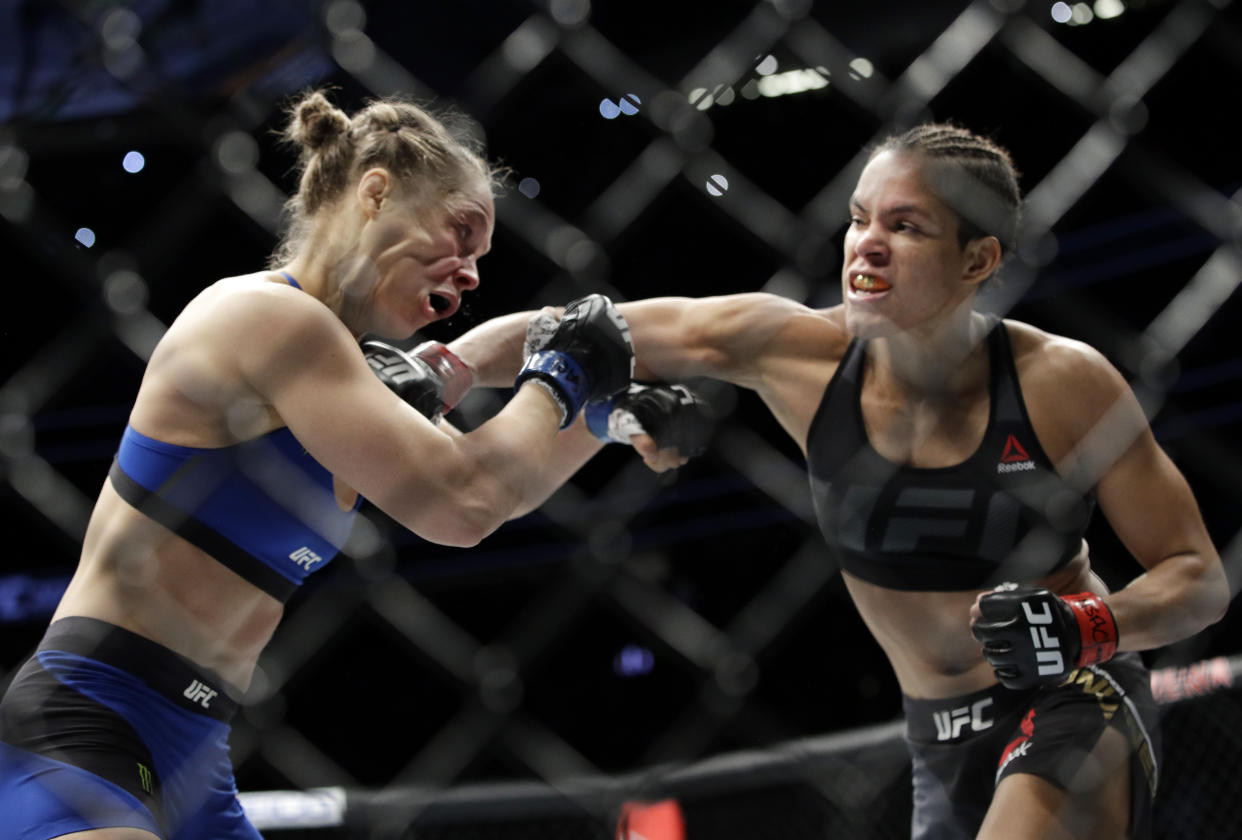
[137,762,154,794]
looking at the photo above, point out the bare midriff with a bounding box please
[843,542,1105,699]
[51,481,285,692]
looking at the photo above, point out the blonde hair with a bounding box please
[270,89,498,266]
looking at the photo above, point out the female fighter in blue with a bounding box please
[0,89,697,839]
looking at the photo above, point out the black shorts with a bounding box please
[0,616,258,840]
[902,653,1160,840]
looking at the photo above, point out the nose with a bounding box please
[455,257,480,291]
[852,221,889,264]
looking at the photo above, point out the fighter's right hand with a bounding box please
[363,339,473,425]
[514,294,634,428]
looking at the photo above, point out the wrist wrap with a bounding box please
[1063,592,1119,667]
[516,350,589,428]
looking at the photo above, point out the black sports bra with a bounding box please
[806,319,1094,591]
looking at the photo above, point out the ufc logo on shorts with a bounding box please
[290,546,323,570]
[933,697,994,741]
[1022,601,1065,676]
[184,679,218,709]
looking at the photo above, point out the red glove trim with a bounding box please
[1063,593,1118,667]
[413,341,473,411]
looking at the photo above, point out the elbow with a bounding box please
[407,480,516,547]
[1191,553,1231,628]
[415,502,503,548]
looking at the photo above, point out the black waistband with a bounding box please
[37,617,242,723]
[902,681,1034,744]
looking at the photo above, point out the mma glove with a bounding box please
[362,339,473,425]
[515,294,635,428]
[971,583,1119,690]
[584,382,714,457]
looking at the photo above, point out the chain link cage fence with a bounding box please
[2,0,1241,837]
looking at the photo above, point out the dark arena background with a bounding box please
[3,0,1242,837]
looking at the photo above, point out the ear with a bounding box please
[356,168,392,219]
[961,235,1003,287]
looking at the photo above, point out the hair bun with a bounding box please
[288,91,350,151]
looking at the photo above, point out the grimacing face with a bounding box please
[841,150,983,340]
[361,182,495,339]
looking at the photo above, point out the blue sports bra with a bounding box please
[107,272,359,602]
[806,318,1094,591]
[109,426,361,602]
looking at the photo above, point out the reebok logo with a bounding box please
[996,709,1037,780]
[997,434,1035,473]
[290,546,323,570]
[183,679,218,709]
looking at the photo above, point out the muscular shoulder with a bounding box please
[137,274,357,441]
[1004,319,1136,461]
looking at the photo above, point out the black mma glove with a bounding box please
[362,339,473,425]
[584,382,714,457]
[972,583,1119,690]
[515,294,634,428]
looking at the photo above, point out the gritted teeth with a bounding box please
[852,273,892,292]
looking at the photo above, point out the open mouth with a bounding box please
[429,293,452,314]
[850,274,892,294]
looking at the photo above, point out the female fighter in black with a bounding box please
[457,123,1229,839]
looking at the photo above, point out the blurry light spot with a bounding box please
[517,177,541,198]
[1094,0,1125,18]
[122,150,145,173]
[758,68,828,98]
[100,7,141,50]
[549,0,590,26]
[104,269,148,314]
[0,143,29,189]
[103,44,142,79]
[715,86,735,106]
[755,54,778,75]
[688,87,710,109]
[848,57,874,80]
[502,22,553,71]
[705,173,729,196]
[740,79,761,99]
[1051,2,1073,22]
[214,131,259,175]
[1071,2,1094,23]
[0,413,34,459]
[323,0,366,35]
[331,30,376,73]
[75,227,96,248]
[613,644,655,677]
[565,239,597,272]
[600,95,639,118]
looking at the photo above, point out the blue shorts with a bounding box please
[0,617,262,840]
[902,653,1160,840]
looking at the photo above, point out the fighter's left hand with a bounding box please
[970,583,1119,690]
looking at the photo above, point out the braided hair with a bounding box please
[871,123,1022,253]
